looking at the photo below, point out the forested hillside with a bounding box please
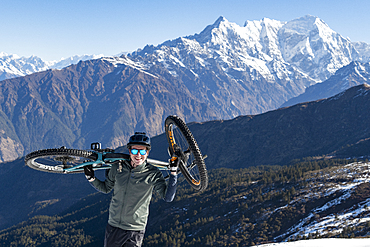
[1,158,369,246]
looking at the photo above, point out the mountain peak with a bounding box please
[282,15,327,36]
[189,16,234,44]
[203,16,231,31]
[213,16,228,27]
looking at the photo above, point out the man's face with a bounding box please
[129,145,149,168]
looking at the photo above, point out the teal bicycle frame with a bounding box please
[63,149,170,174]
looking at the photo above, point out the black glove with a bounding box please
[84,165,95,182]
[169,156,180,173]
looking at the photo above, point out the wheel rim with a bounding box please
[169,122,203,188]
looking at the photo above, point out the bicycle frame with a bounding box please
[63,149,170,173]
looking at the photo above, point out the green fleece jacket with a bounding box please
[91,160,172,231]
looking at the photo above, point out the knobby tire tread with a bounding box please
[165,115,208,192]
[25,148,96,174]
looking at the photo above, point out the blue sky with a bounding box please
[1,0,369,61]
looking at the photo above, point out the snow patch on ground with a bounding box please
[256,238,370,247]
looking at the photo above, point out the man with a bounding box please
[84,132,178,247]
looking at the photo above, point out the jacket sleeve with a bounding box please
[153,170,177,202]
[90,165,117,194]
[163,174,177,202]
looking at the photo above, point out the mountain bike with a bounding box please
[25,115,208,192]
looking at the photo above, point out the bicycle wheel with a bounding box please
[25,147,97,174]
[165,115,208,192]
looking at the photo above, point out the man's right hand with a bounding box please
[84,165,95,182]
[169,156,180,174]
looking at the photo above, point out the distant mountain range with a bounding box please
[0,52,104,81]
[0,15,370,162]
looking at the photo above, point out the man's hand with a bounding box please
[169,156,180,174]
[84,165,95,182]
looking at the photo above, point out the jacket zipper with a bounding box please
[119,165,132,225]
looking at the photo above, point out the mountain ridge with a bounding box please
[281,61,370,107]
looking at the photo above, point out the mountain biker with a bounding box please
[84,132,179,247]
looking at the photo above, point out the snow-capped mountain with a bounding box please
[0,52,104,81]
[354,41,370,62]
[126,15,370,115]
[0,52,50,81]
[278,15,360,82]
[281,61,370,107]
[50,54,104,69]
[132,15,362,83]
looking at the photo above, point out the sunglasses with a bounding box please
[130,149,147,155]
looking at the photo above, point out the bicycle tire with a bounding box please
[25,148,97,174]
[165,115,208,192]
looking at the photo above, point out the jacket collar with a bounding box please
[126,159,148,172]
